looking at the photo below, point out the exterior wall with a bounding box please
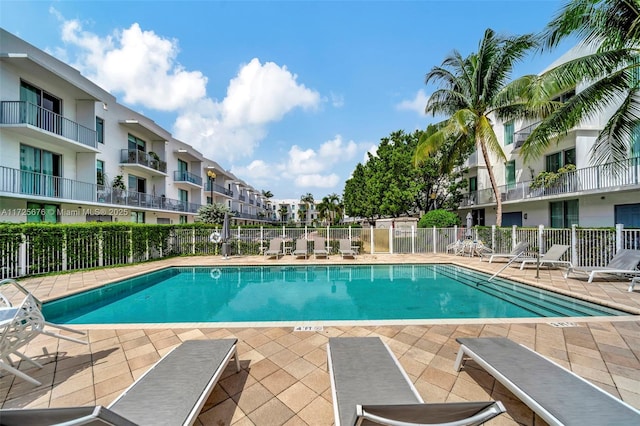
[0,29,271,225]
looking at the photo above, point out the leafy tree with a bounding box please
[418,209,461,228]
[524,0,640,169]
[344,163,376,224]
[196,203,230,224]
[416,28,539,226]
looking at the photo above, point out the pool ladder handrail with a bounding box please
[488,252,525,281]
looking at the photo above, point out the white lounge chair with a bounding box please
[480,241,529,263]
[313,237,329,259]
[264,237,283,259]
[328,337,505,426]
[564,249,640,283]
[338,239,356,259]
[292,238,309,259]
[455,337,640,426]
[0,291,87,386]
[516,244,572,270]
[0,339,241,425]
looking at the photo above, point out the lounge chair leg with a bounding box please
[233,349,241,372]
[629,277,639,292]
[454,346,466,371]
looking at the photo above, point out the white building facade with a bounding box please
[457,46,640,228]
[0,29,274,225]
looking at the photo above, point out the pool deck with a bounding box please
[1,253,639,425]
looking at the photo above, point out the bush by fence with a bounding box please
[1,222,639,279]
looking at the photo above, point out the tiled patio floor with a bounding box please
[1,253,639,425]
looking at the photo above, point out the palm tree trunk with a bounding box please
[479,141,503,227]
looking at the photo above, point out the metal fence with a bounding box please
[1,224,638,279]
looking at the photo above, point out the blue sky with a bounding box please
[1,0,575,200]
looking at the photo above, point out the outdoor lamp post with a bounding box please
[207,170,216,204]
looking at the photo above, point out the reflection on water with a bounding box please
[43,264,628,324]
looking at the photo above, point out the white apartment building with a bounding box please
[271,198,319,225]
[0,29,274,225]
[457,45,640,228]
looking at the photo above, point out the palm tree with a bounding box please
[523,0,640,168]
[278,204,289,223]
[317,197,332,225]
[415,28,539,226]
[261,190,273,199]
[299,193,314,225]
[327,193,343,224]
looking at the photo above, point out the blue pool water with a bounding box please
[43,264,631,324]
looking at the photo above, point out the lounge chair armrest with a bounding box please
[356,401,505,426]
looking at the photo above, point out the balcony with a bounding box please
[205,181,232,196]
[0,101,97,151]
[238,194,246,202]
[0,165,202,214]
[512,121,540,151]
[173,170,202,187]
[120,149,167,176]
[458,157,640,207]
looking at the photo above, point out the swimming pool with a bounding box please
[42,264,631,324]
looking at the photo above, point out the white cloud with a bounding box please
[396,89,429,116]
[52,13,322,161]
[59,19,207,111]
[364,144,378,162]
[330,92,344,108]
[232,134,363,192]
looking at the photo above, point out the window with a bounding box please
[550,199,579,228]
[128,175,146,194]
[20,144,62,196]
[127,134,146,152]
[131,211,145,223]
[546,148,575,172]
[615,204,640,228]
[178,159,188,173]
[20,80,62,132]
[96,117,104,144]
[505,160,516,189]
[469,176,477,192]
[179,215,187,224]
[206,196,212,204]
[96,160,105,186]
[27,202,59,223]
[504,122,514,145]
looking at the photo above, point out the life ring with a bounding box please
[210,231,222,243]
[210,268,221,279]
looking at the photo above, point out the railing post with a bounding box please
[128,229,134,264]
[19,236,27,277]
[192,228,196,255]
[453,225,458,241]
[491,225,496,250]
[538,224,544,254]
[512,225,517,249]
[370,225,374,254]
[62,232,68,271]
[389,226,393,254]
[98,230,104,267]
[411,226,415,254]
[571,224,577,267]
[432,226,437,254]
[616,223,624,253]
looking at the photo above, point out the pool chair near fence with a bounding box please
[327,336,505,426]
[313,237,329,259]
[293,238,309,259]
[338,238,357,259]
[264,237,283,259]
[513,244,572,270]
[479,241,529,263]
[564,249,640,283]
[0,339,241,426]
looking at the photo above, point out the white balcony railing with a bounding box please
[460,157,640,206]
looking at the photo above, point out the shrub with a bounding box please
[418,209,461,228]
